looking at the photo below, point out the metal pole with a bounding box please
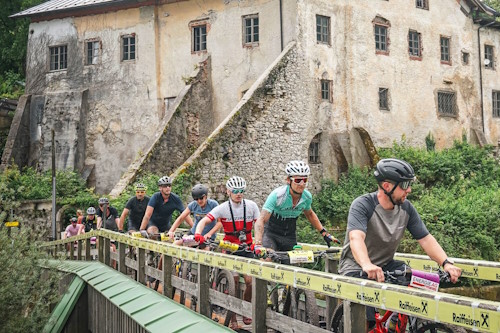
[51,129,56,240]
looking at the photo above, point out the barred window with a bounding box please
[409,30,421,57]
[493,91,500,118]
[316,15,330,45]
[49,45,67,71]
[440,36,450,64]
[462,51,469,65]
[309,134,321,164]
[243,14,259,46]
[485,45,494,69]
[122,35,135,61]
[416,0,428,9]
[437,91,457,116]
[379,88,389,110]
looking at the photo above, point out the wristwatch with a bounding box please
[441,258,454,267]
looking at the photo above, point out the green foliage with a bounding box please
[425,132,435,151]
[0,71,24,98]
[301,140,500,262]
[0,165,99,213]
[0,228,61,332]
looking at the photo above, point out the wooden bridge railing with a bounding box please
[43,230,500,333]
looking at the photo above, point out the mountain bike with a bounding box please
[329,268,467,333]
[265,246,340,327]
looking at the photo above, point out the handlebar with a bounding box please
[360,267,452,290]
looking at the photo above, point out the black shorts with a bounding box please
[262,231,297,251]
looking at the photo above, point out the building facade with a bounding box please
[5,0,500,198]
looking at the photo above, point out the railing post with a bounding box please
[77,240,82,260]
[325,256,339,330]
[344,301,366,333]
[98,236,104,263]
[198,263,210,317]
[119,241,126,274]
[69,242,74,260]
[163,254,173,298]
[104,238,110,267]
[85,238,91,261]
[138,248,146,284]
[54,245,58,258]
[252,276,267,333]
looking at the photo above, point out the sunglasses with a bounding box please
[231,189,245,194]
[194,195,206,201]
[398,180,414,190]
[291,177,308,184]
[136,191,145,194]
[160,184,172,188]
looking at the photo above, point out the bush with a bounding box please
[0,228,61,332]
[299,140,500,262]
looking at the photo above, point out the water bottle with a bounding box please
[387,313,398,333]
[219,240,240,252]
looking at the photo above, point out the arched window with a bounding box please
[309,134,321,164]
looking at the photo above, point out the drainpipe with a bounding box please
[477,15,499,133]
[279,0,283,51]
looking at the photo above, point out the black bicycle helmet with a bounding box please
[374,158,415,183]
[191,184,208,200]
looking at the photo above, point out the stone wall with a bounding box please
[1,96,31,169]
[170,42,348,205]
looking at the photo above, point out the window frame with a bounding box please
[379,87,390,111]
[316,15,331,45]
[493,90,500,118]
[437,90,458,117]
[49,44,68,71]
[374,24,389,54]
[408,30,422,59]
[320,79,333,103]
[85,39,101,66]
[308,134,321,164]
[485,44,495,69]
[416,0,429,10]
[121,34,136,62]
[440,35,451,65]
[242,14,259,48]
[462,51,470,65]
[190,20,209,53]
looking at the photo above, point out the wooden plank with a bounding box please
[98,236,104,263]
[265,309,328,333]
[344,301,365,333]
[163,254,173,298]
[77,240,82,260]
[118,242,126,274]
[198,264,210,317]
[137,248,145,284]
[325,257,338,330]
[252,277,267,333]
[85,238,91,261]
[104,238,110,266]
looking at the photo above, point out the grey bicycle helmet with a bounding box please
[192,184,208,200]
[86,207,96,215]
[285,160,311,177]
[374,158,415,183]
[70,217,77,223]
[98,197,109,205]
[226,176,247,190]
[158,176,172,186]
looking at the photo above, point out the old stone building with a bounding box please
[4,0,500,202]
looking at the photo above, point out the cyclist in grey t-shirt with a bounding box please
[339,158,462,328]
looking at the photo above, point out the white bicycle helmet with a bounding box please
[86,207,96,215]
[158,176,172,186]
[226,176,247,190]
[285,160,310,177]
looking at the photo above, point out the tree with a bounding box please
[0,228,61,333]
[0,0,44,98]
[483,0,500,12]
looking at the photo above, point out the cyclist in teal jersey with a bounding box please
[254,160,339,251]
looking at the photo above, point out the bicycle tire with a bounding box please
[416,321,467,333]
[291,289,319,326]
[211,269,236,327]
[330,302,344,333]
[269,283,290,314]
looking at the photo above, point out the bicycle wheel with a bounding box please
[330,302,344,333]
[291,289,319,326]
[211,269,236,327]
[416,321,467,333]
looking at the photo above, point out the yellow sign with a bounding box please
[5,221,19,227]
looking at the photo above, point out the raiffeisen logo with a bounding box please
[452,313,482,328]
[399,300,428,315]
[357,291,380,304]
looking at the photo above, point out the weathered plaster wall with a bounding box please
[298,0,489,159]
[1,96,31,169]
[481,28,500,144]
